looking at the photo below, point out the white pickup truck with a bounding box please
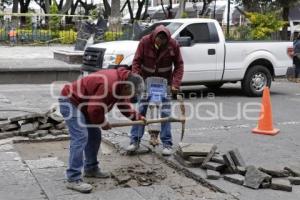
[81,18,293,96]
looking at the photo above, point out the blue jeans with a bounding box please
[59,98,102,182]
[130,96,172,147]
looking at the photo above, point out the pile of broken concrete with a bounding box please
[0,108,68,140]
[112,164,167,188]
[174,143,300,192]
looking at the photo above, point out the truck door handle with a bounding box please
[208,49,216,55]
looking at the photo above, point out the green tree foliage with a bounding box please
[59,29,77,44]
[236,0,300,39]
[245,12,285,40]
[49,1,61,37]
[181,11,188,18]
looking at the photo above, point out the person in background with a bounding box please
[127,25,184,156]
[293,33,300,82]
[9,27,17,46]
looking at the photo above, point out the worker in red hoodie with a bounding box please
[127,25,184,156]
[59,67,144,193]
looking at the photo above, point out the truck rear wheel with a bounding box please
[242,65,272,97]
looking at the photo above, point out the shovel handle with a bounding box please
[110,117,185,128]
[110,120,145,128]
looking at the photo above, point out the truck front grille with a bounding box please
[82,47,105,69]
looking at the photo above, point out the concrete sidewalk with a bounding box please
[0,138,234,200]
[0,46,81,84]
[0,139,177,200]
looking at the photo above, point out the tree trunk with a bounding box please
[142,0,149,20]
[58,0,63,10]
[60,0,72,14]
[126,0,134,23]
[135,0,146,20]
[109,0,121,31]
[175,0,186,18]
[167,0,173,19]
[12,0,18,13]
[65,0,79,24]
[160,0,167,19]
[103,0,111,19]
[45,0,50,13]
[199,1,207,16]
[281,6,289,40]
[12,0,19,23]
[19,0,31,26]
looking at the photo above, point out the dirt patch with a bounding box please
[112,163,167,187]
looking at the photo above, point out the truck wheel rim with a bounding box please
[251,72,267,92]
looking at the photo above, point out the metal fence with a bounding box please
[0,15,140,45]
[0,14,286,45]
[0,19,78,45]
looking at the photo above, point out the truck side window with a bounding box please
[179,23,210,43]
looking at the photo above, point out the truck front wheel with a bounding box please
[242,65,272,97]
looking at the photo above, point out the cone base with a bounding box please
[252,128,280,136]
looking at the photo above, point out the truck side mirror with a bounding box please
[177,37,191,47]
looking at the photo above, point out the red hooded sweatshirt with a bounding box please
[132,25,184,88]
[61,67,142,125]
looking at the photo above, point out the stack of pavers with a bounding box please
[175,143,300,192]
[175,143,218,168]
[0,108,69,140]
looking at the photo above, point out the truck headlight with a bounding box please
[103,54,124,68]
[114,54,124,64]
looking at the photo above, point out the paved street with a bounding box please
[0,79,299,199]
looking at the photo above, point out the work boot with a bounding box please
[126,143,139,152]
[84,168,110,178]
[162,146,173,156]
[66,179,93,193]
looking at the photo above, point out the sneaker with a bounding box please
[126,143,139,152]
[66,179,93,193]
[84,169,110,178]
[162,146,173,156]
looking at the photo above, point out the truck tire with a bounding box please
[205,83,224,90]
[242,65,272,97]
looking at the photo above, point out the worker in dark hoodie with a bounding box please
[59,67,145,193]
[127,25,184,156]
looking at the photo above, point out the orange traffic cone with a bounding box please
[252,87,279,135]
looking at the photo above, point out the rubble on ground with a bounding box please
[174,143,299,192]
[0,107,68,140]
[111,164,167,187]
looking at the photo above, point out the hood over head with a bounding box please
[151,25,171,43]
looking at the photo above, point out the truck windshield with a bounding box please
[134,22,183,40]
